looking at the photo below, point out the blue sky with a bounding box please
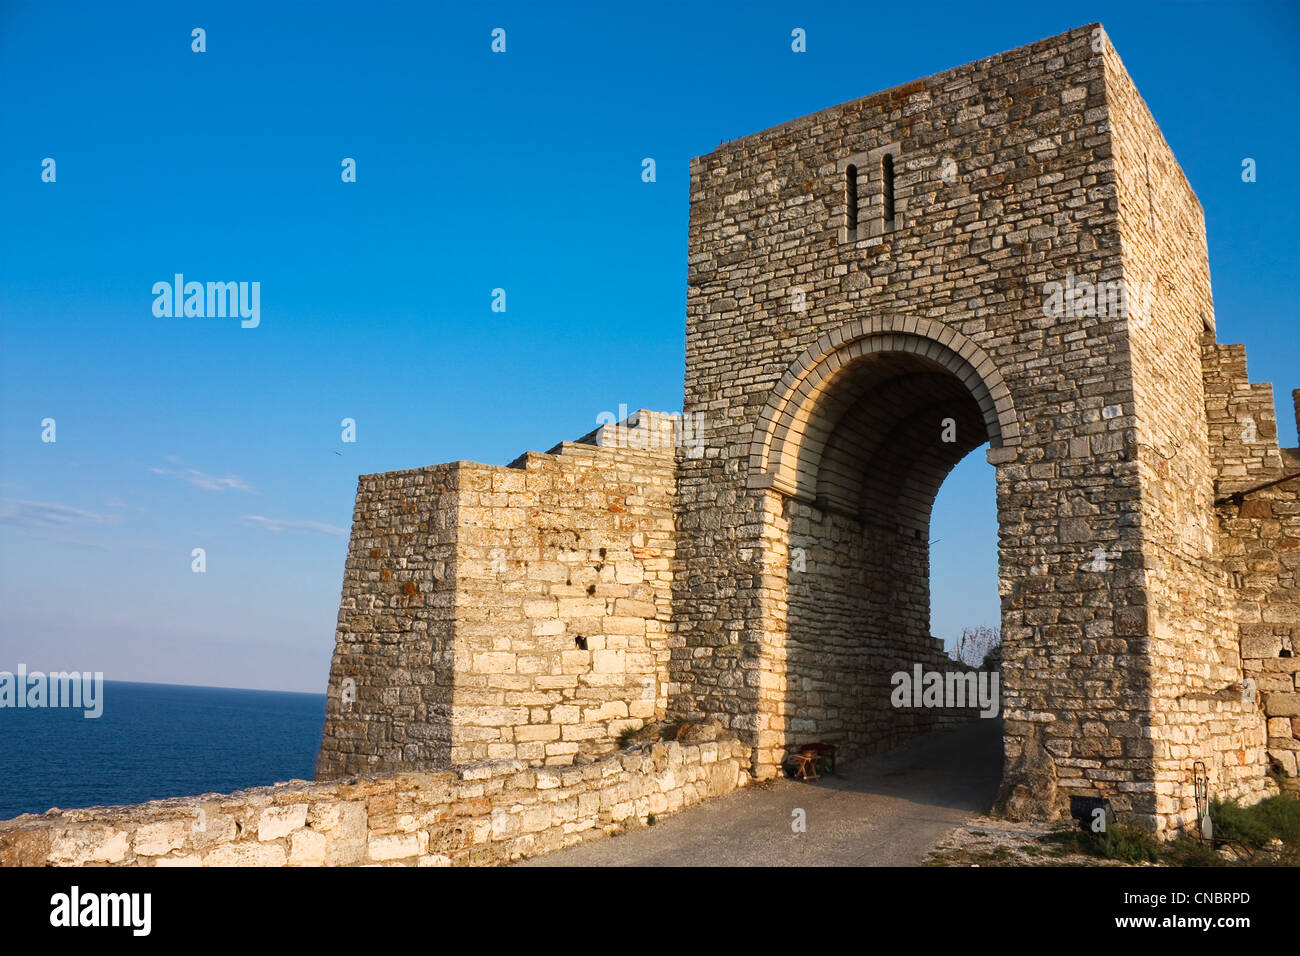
[1,1,1297,692]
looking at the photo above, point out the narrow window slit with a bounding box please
[845,164,858,238]
[882,153,896,229]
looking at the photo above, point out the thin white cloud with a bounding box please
[241,515,348,538]
[150,466,254,492]
[0,500,122,530]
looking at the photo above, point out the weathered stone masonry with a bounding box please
[316,413,678,774]
[4,25,1296,862]
[667,22,1293,833]
[0,738,748,867]
[1205,349,1300,792]
[314,24,1297,834]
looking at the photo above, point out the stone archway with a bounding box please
[663,24,1278,833]
[742,318,1018,776]
[307,25,1279,840]
[749,316,1020,493]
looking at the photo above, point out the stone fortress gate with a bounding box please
[318,25,1300,836]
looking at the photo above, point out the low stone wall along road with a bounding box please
[520,721,1003,867]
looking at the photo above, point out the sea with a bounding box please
[0,680,325,820]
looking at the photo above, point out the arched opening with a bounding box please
[750,320,1015,781]
[931,449,1001,669]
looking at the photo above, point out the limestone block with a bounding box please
[583,701,628,721]
[473,652,518,674]
[520,807,552,833]
[289,828,327,866]
[592,649,626,673]
[614,598,658,619]
[515,724,561,742]
[258,804,308,841]
[132,820,189,857]
[324,803,368,866]
[1242,633,1283,659]
[368,831,426,862]
[190,810,237,848]
[1269,749,1298,776]
[204,842,287,867]
[307,803,343,831]
[51,826,130,865]
[1266,693,1300,717]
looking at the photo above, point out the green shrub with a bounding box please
[1211,794,1300,848]
[1159,839,1223,867]
[1254,795,1300,845]
[1091,824,1160,864]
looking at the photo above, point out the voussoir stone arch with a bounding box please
[746,316,1020,498]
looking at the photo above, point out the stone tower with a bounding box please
[318,24,1298,835]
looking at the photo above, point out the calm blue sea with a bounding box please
[0,680,325,820]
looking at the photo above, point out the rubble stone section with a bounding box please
[315,464,460,775]
[317,412,678,777]
[0,738,748,867]
[1206,347,1300,790]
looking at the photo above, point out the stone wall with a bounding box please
[656,21,1292,833]
[452,415,677,764]
[200,24,1296,843]
[0,737,748,867]
[1205,345,1300,790]
[1104,37,1269,830]
[318,412,678,777]
[316,464,461,775]
[774,494,995,760]
[674,24,1146,814]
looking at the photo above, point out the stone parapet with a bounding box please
[1,738,748,867]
